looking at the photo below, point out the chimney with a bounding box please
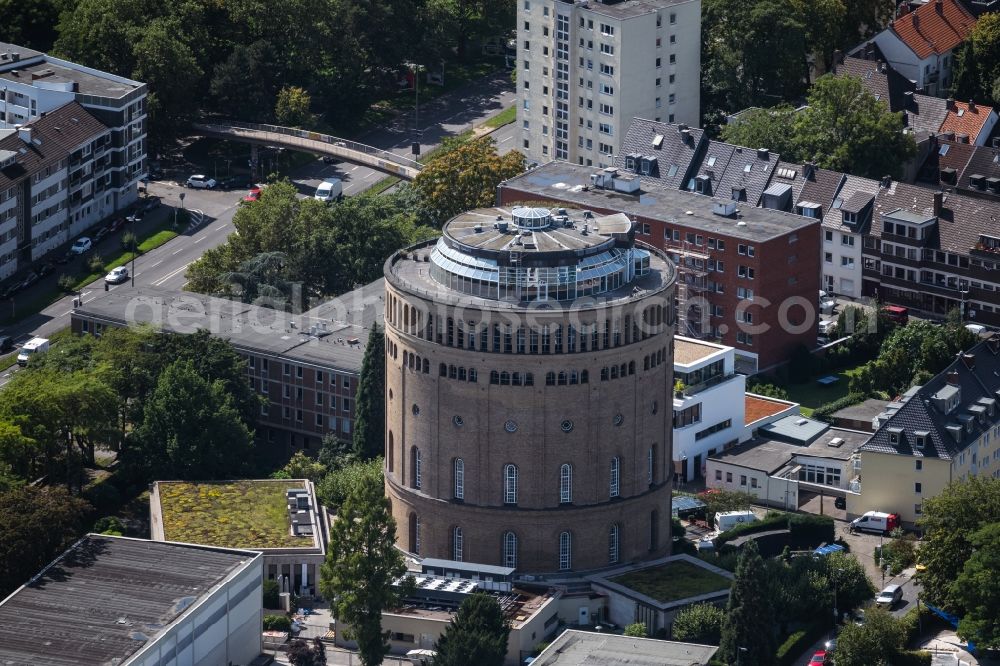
[947,370,960,385]
[961,354,976,370]
[969,99,976,112]
[17,127,32,144]
[946,97,956,110]
[935,0,943,13]
[757,148,770,160]
[833,49,844,67]
[879,60,887,73]
[933,190,943,216]
[803,162,816,180]
[676,123,688,132]
[881,175,892,189]
[913,13,919,28]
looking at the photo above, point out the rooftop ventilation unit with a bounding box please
[828,437,845,448]
[712,200,737,217]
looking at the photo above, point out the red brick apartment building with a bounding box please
[499,153,821,372]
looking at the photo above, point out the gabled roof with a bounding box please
[890,0,976,59]
[836,56,916,112]
[614,118,705,190]
[0,102,108,189]
[905,93,951,134]
[870,181,938,239]
[685,140,734,197]
[795,166,846,218]
[771,161,808,206]
[940,100,996,143]
[824,175,881,232]
[712,144,781,206]
[861,337,1000,459]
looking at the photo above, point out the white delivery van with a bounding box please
[16,337,49,366]
[314,178,343,202]
[714,510,758,532]
[850,511,901,534]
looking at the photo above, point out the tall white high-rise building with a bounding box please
[517,0,700,167]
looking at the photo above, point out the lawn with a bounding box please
[782,364,867,417]
[159,480,307,549]
[611,560,731,603]
[480,105,516,130]
[68,220,179,291]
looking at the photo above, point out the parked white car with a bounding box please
[105,266,129,284]
[185,174,217,189]
[70,237,92,254]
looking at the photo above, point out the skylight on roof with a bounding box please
[707,156,716,167]
[940,145,950,156]
[652,134,664,148]
[744,164,752,173]
[958,109,966,117]
[776,167,797,179]
[667,164,678,177]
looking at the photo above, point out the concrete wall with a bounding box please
[706,459,799,510]
[823,227,863,298]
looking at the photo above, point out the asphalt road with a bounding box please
[0,73,517,386]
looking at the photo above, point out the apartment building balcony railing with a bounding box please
[682,371,737,396]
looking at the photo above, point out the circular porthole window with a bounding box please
[504,420,518,433]
[613,413,624,426]
[412,404,420,416]
[453,415,464,427]
[560,419,574,433]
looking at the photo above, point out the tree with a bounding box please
[794,75,916,180]
[274,451,328,481]
[718,540,775,666]
[699,490,754,519]
[433,593,511,666]
[318,434,357,471]
[130,359,254,480]
[954,523,1000,648]
[319,470,406,666]
[719,106,799,157]
[263,578,280,608]
[0,486,92,597]
[93,516,125,536]
[412,137,525,225]
[210,40,280,121]
[316,458,383,511]
[671,603,724,644]
[353,323,385,460]
[824,551,876,618]
[0,0,65,50]
[623,622,647,638]
[833,607,906,666]
[949,13,1000,106]
[287,637,327,666]
[275,85,314,127]
[918,477,1000,612]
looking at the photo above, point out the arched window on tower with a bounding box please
[502,531,518,568]
[610,456,621,498]
[504,464,518,504]
[559,463,573,504]
[452,526,464,562]
[559,531,572,571]
[411,447,422,489]
[609,523,620,564]
[453,458,465,500]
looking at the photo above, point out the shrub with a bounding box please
[624,622,647,637]
[93,516,125,536]
[121,231,137,251]
[672,517,686,538]
[775,622,827,666]
[533,642,550,656]
[894,651,932,666]
[57,274,76,293]
[671,602,724,644]
[263,614,291,631]
[787,514,835,547]
[898,605,933,643]
[715,513,788,548]
[82,478,122,515]
[811,392,867,422]
[263,579,280,609]
[86,253,105,273]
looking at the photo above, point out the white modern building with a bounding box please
[0,535,263,666]
[821,175,880,298]
[672,337,744,482]
[517,0,700,167]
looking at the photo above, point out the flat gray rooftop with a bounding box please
[832,398,891,423]
[712,427,870,474]
[73,284,383,373]
[501,161,817,242]
[533,629,717,665]
[0,58,142,99]
[575,0,698,19]
[0,535,256,666]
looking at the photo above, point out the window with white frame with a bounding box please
[503,531,518,568]
[454,458,465,499]
[610,456,621,498]
[453,526,463,561]
[504,464,518,504]
[559,531,572,570]
[560,463,573,503]
[412,447,422,489]
[609,523,620,564]
[648,446,655,484]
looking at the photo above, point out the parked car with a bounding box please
[107,216,127,233]
[185,174,217,189]
[104,266,129,284]
[808,651,828,666]
[0,284,18,300]
[876,584,903,609]
[834,496,846,510]
[243,186,262,202]
[216,176,243,190]
[93,226,110,243]
[36,261,54,278]
[0,335,13,353]
[125,209,144,223]
[70,237,92,254]
[141,196,161,212]
[851,511,901,535]
[19,272,38,290]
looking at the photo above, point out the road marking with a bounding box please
[194,235,206,244]
[350,166,360,172]
[150,260,163,268]
[153,262,191,287]
[499,135,513,144]
[172,248,183,255]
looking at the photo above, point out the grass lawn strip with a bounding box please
[611,560,731,603]
[159,480,306,549]
[782,363,869,417]
[480,105,516,130]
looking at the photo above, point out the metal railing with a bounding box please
[192,121,423,179]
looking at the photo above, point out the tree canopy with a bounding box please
[833,607,907,666]
[433,593,511,666]
[718,541,775,665]
[951,12,1000,107]
[954,522,1000,648]
[670,603,724,644]
[319,468,406,666]
[353,323,385,460]
[720,75,916,180]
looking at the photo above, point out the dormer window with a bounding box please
[888,427,904,444]
[843,211,857,224]
[914,430,929,450]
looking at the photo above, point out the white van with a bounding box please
[16,337,49,366]
[314,178,343,203]
[850,511,900,534]
[714,510,758,532]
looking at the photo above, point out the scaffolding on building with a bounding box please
[667,240,711,340]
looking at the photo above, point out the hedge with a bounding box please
[894,651,932,666]
[714,513,789,548]
[811,392,867,423]
[787,514,835,546]
[899,605,933,643]
[263,614,291,631]
[776,622,827,666]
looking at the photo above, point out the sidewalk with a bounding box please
[918,629,979,666]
